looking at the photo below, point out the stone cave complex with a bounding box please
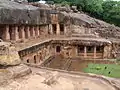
[0,0,120,90]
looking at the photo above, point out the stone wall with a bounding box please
[19,41,54,64]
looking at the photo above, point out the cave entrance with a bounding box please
[56,46,61,53]
[34,56,37,64]
[52,24,57,34]
[60,24,64,35]
[0,25,4,40]
[27,59,30,63]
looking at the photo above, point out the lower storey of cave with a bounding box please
[42,55,115,72]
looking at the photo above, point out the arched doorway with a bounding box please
[56,46,61,53]
[60,24,64,35]
[52,24,57,34]
[34,55,37,64]
[0,25,4,40]
[26,59,30,63]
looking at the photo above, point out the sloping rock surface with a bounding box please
[59,12,120,39]
[0,0,51,24]
[0,70,117,90]
[0,64,31,85]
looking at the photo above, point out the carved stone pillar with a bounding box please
[30,26,35,37]
[35,26,39,36]
[4,25,10,40]
[49,24,53,34]
[94,46,96,58]
[64,25,67,35]
[19,26,25,39]
[11,26,19,41]
[56,24,60,35]
[25,26,30,39]
[84,46,87,58]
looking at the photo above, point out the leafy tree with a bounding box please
[102,1,120,26]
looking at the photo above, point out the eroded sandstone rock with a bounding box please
[0,42,21,66]
[0,64,31,86]
[0,0,51,25]
[7,64,31,78]
[9,0,28,3]
[0,69,12,85]
[43,71,59,85]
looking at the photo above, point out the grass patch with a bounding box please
[84,63,120,78]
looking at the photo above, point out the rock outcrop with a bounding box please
[0,42,21,66]
[9,0,28,3]
[7,64,31,78]
[0,0,51,25]
[0,64,31,85]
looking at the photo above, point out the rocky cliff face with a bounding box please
[0,0,51,25]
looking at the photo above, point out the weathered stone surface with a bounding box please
[0,69,117,90]
[58,12,120,39]
[30,2,51,9]
[0,69,12,85]
[56,5,71,12]
[43,71,59,85]
[0,0,51,25]
[0,64,31,85]
[7,64,31,78]
[58,12,110,27]
[9,0,28,3]
[0,42,21,66]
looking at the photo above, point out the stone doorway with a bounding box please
[56,46,61,53]
[0,25,4,40]
[27,59,30,63]
[52,24,57,34]
[60,24,64,35]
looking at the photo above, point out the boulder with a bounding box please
[0,0,51,25]
[7,64,31,78]
[56,5,71,12]
[0,64,31,85]
[0,42,21,66]
[71,6,78,13]
[9,0,28,3]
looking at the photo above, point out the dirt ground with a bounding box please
[0,67,117,90]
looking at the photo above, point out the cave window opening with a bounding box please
[60,24,64,35]
[27,59,29,63]
[34,56,37,64]
[87,46,94,53]
[77,45,84,53]
[52,24,57,34]
[56,46,61,53]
